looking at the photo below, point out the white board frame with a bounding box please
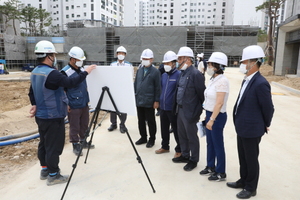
[86,66,136,116]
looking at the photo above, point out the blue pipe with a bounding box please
[0,109,95,146]
[0,133,40,146]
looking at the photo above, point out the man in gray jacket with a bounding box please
[134,49,161,148]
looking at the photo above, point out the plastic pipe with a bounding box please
[0,133,40,146]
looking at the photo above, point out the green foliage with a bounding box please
[0,0,52,36]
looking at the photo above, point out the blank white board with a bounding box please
[86,66,137,116]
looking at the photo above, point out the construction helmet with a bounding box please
[162,51,177,63]
[68,46,86,60]
[141,48,154,59]
[240,45,265,62]
[177,46,194,58]
[116,46,127,54]
[208,52,228,66]
[197,53,204,58]
[35,40,57,55]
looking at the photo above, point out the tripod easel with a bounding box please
[61,86,156,200]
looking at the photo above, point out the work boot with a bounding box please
[40,169,48,180]
[81,140,95,149]
[72,143,83,156]
[47,172,69,186]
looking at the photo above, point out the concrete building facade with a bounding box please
[275,0,300,77]
[20,0,124,32]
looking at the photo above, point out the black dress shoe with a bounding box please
[227,181,245,189]
[183,160,197,171]
[172,155,190,163]
[119,125,127,133]
[236,189,256,199]
[108,124,117,131]
[135,138,147,145]
[146,140,155,148]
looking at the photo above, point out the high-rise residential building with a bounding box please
[124,0,140,26]
[139,0,149,26]
[20,0,124,32]
[147,0,234,26]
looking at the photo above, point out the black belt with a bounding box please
[178,104,183,108]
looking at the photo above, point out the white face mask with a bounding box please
[164,64,172,72]
[206,67,215,76]
[239,63,247,74]
[75,60,83,67]
[180,63,188,71]
[142,60,150,67]
[53,57,57,67]
[118,54,125,61]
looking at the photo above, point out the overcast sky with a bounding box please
[233,0,264,26]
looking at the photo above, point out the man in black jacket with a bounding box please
[172,46,205,172]
[134,48,161,148]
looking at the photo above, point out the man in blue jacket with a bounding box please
[172,46,205,172]
[61,46,95,156]
[227,45,274,199]
[134,49,161,148]
[28,41,95,186]
[155,51,181,158]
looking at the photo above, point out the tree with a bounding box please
[37,9,52,36]
[0,0,21,35]
[256,0,286,65]
[20,5,38,35]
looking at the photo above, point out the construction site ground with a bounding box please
[0,65,299,199]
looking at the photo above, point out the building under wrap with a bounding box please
[14,25,259,69]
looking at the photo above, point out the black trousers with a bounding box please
[137,106,156,141]
[160,110,181,152]
[35,117,65,174]
[237,135,262,192]
[110,112,127,127]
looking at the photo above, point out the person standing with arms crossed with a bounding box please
[28,40,95,186]
[199,52,229,181]
[155,51,181,158]
[61,46,95,156]
[172,46,205,171]
[226,45,274,199]
[107,46,132,133]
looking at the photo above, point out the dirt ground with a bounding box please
[0,65,299,189]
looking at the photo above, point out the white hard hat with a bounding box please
[240,45,265,62]
[162,51,177,63]
[197,53,204,58]
[68,46,86,60]
[141,48,154,59]
[35,40,57,54]
[116,46,127,53]
[177,46,194,57]
[208,52,228,66]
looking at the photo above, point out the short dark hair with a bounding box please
[210,62,224,74]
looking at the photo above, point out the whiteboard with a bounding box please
[85,66,137,116]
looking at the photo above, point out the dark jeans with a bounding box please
[35,117,65,174]
[137,106,156,141]
[110,112,127,127]
[237,135,262,192]
[160,110,181,152]
[68,106,89,143]
[177,107,200,162]
[205,111,227,173]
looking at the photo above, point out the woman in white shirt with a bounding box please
[200,52,229,182]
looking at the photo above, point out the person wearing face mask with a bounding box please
[28,41,96,186]
[61,46,95,156]
[197,53,207,75]
[134,48,161,148]
[155,51,181,157]
[172,46,205,172]
[227,45,274,199]
[200,52,229,182]
[107,46,133,133]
